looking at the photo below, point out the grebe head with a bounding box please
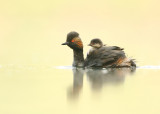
[88,38,103,49]
[62,31,83,50]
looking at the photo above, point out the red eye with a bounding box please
[71,39,75,42]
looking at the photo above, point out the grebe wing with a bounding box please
[84,46,125,67]
[107,46,124,50]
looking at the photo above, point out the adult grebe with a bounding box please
[62,31,136,68]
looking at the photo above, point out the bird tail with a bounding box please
[129,58,136,67]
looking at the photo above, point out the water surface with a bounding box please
[0,65,160,114]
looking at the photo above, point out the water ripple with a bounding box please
[55,66,160,70]
[137,66,160,69]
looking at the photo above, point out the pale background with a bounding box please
[0,0,160,66]
[0,1,160,114]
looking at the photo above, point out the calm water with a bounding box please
[1,0,160,113]
[0,65,160,114]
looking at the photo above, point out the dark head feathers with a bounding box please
[90,38,103,45]
[67,31,79,42]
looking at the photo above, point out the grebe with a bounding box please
[62,31,136,68]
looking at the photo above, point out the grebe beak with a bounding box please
[88,44,91,46]
[61,42,69,45]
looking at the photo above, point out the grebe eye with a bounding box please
[71,39,75,42]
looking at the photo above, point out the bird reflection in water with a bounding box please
[86,68,136,91]
[67,68,84,99]
[67,67,136,100]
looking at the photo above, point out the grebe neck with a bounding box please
[73,49,84,67]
